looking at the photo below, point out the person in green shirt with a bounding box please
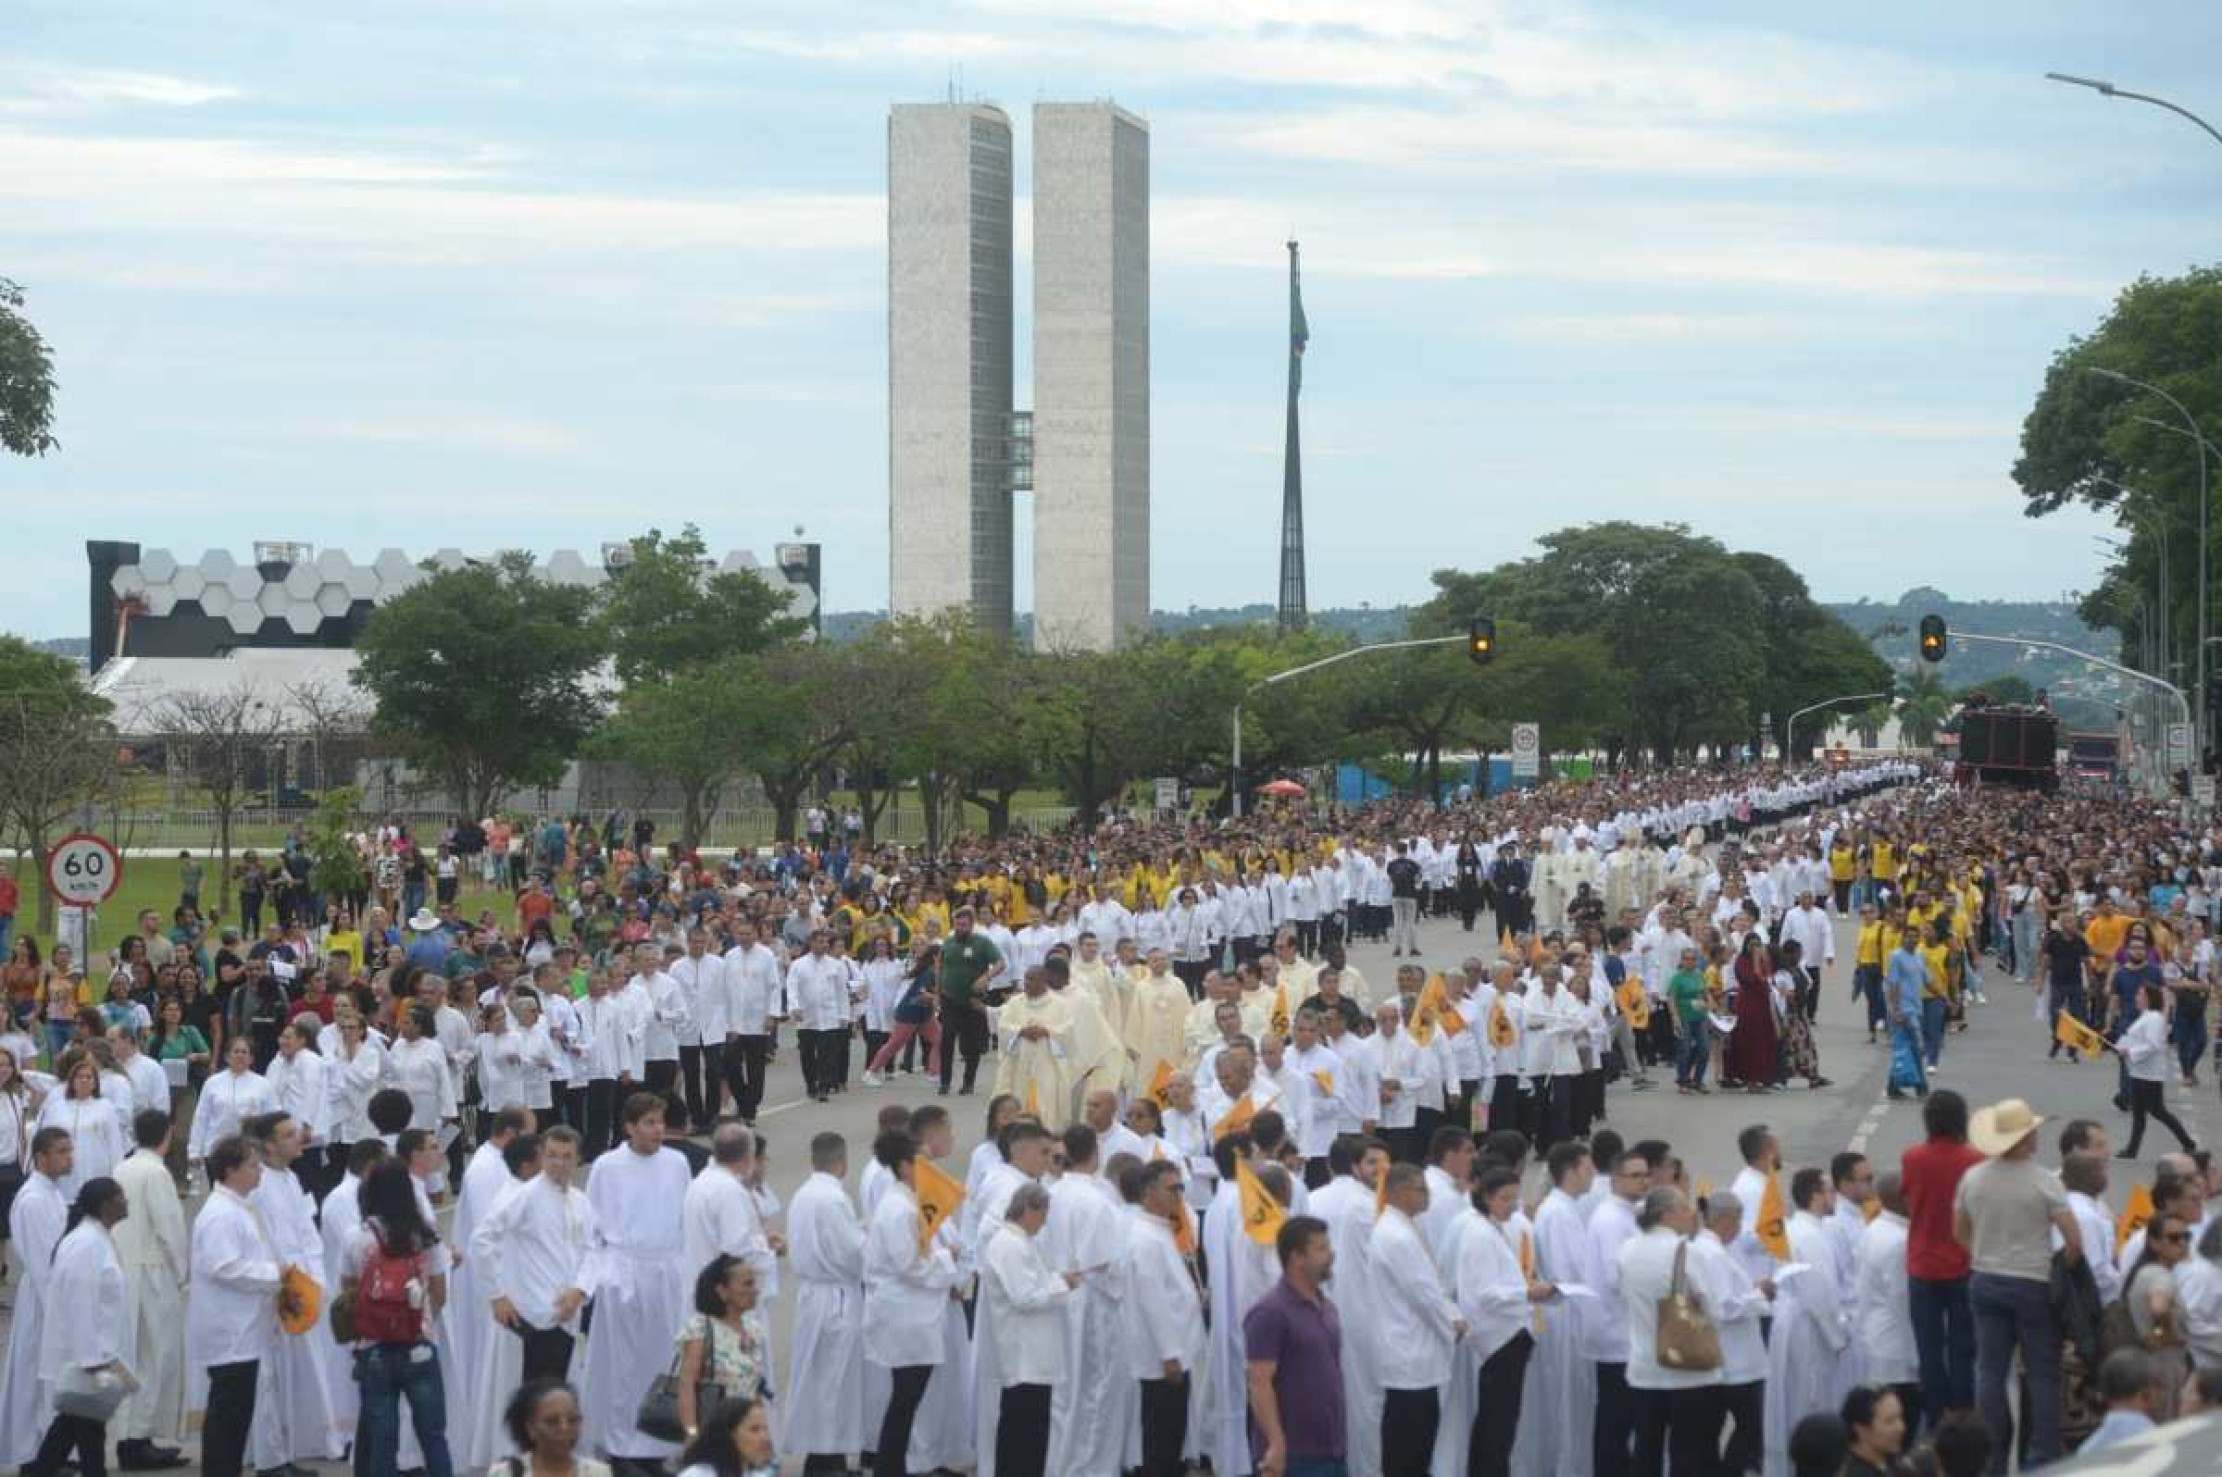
[1670,947,1712,1094]
[935,906,1003,1095]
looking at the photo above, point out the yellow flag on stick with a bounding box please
[913,1158,966,1255]
[1212,1094,1258,1143]
[1145,1059,1175,1106]
[1271,979,1291,1039]
[1236,1159,1288,1247]
[2055,1012,2107,1060]
[1615,979,1651,1032]
[1310,1068,1334,1096]
[1411,974,1450,1046]
[1488,999,1518,1049]
[1756,1172,1791,1261]
[1174,1202,1198,1257]
[1500,926,1516,954]
[2118,1183,2155,1254]
[1024,1080,1042,1119]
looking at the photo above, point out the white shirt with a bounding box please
[472,1172,601,1331]
[1588,1192,1641,1363]
[189,1068,276,1162]
[1368,1204,1460,1389]
[863,1181,960,1369]
[1122,1209,1205,1377]
[185,1183,282,1368]
[1454,1212,1535,1362]
[670,952,727,1045]
[784,953,854,1031]
[1854,1210,1918,1385]
[1618,1227,1725,1389]
[982,1222,1073,1385]
[682,1163,779,1291]
[1693,1229,1770,1383]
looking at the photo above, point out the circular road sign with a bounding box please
[46,832,123,906]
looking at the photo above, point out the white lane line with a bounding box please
[1846,1100,1892,1155]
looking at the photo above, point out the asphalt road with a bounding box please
[3,900,2207,1473]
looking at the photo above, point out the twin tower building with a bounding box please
[888,101,1149,652]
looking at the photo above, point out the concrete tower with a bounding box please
[1030,101,1150,652]
[888,103,1016,635]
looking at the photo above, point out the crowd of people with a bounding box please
[6,753,2222,1477]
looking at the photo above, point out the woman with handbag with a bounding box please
[24,1175,133,1477]
[672,1394,777,1477]
[666,1253,775,1450]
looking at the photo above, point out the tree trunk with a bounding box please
[30,836,55,939]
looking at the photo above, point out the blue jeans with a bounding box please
[1676,1027,1708,1085]
[1908,1274,1974,1427]
[1855,965,1885,1031]
[354,1341,454,1477]
[1971,1271,2062,1472]
[1889,1018,1927,1094]
[1922,997,1946,1067]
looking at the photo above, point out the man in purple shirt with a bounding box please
[1245,1214,1347,1477]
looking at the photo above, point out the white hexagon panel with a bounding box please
[283,600,324,635]
[141,585,178,617]
[541,548,596,587]
[197,549,239,581]
[717,550,763,575]
[198,584,235,618]
[314,549,355,582]
[138,548,178,583]
[429,548,468,572]
[375,565,425,600]
[371,549,416,588]
[170,566,207,601]
[109,566,147,599]
[342,563,380,600]
[224,601,266,635]
[314,583,353,618]
[282,563,322,599]
[256,584,294,625]
[225,566,263,602]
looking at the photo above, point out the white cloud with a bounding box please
[273,409,588,458]
[0,63,240,115]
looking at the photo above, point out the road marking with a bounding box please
[1846,1100,1891,1155]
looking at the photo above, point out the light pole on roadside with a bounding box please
[1785,691,1894,756]
[2087,366,2214,765]
[2045,73,2222,148]
[1230,635,1467,818]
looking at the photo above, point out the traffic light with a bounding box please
[1468,616,1496,665]
[1918,614,1947,664]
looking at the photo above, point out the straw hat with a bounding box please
[1969,1097,2046,1157]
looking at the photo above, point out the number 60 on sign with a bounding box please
[46,833,123,906]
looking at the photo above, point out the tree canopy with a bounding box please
[0,278,57,457]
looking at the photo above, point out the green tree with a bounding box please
[1958,674,2037,707]
[598,525,808,686]
[1895,669,1953,749]
[0,278,58,457]
[749,645,851,842]
[591,667,763,849]
[305,787,369,907]
[0,635,115,935]
[353,553,606,817]
[1846,702,1893,749]
[2014,267,2222,666]
[151,683,287,922]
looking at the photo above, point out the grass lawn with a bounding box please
[2,854,526,962]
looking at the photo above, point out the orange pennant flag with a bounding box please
[1488,998,1518,1049]
[913,1157,966,1256]
[1212,1093,1258,1143]
[2118,1183,2155,1254]
[1271,979,1291,1039]
[1756,1172,1791,1261]
[1145,1059,1176,1106]
[1024,1079,1042,1119]
[1411,973,1450,1046]
[1310,1068,1334,1096]
[1236,1158,1287,1247]
[1499,926,1515,954]
[2055,1012,2106,1060]
[1373,1166,1390,1221]
[1615,978,1651,1032]
[1174,1201,1198,1257]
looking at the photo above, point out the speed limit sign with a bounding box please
[46,832,123,906]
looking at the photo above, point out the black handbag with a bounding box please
[634,1347,727,1444]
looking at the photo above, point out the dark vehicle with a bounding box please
[1955,703,2060,792]
[2066,729,2124,782]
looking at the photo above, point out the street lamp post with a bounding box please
[1785,690,1893,757]
[1230,634,1467,818]
[2044,73,2222,148]
[2087,366,2213,764]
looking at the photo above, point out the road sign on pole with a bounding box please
[2170,722,2193,764]
[1510,723,1541,780]
[45,832,123,907]
[2194,775,2216,808]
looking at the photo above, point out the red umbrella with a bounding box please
[1255,778,1307,798]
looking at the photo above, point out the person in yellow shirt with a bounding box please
[1829,841,1858,912]
[1870,837,1900,900]
[1917,917,1954,1072]
[1853,903,1888,1042]
[2085,899,2129,964]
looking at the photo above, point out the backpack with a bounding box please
[351,1223,427,1345]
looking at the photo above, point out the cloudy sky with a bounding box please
[6,0,2212,641]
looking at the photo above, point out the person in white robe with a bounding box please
[863,1130,965,1477]
[1127,951,1193,1095]
[1200,1135,1266,1477]
[784,1132,869,1469]
[445,1111,535,1461]
[26,1180,135,1475]
[465,1126,600,1470]
[968,1123,1052,1477]
[992,968,1076,1130]
[35,1060,126,1199]
[1697,1192,1774,1477]
[1311,1138,1391,1477]
[1854,1174,1919,1417]
[0,1131,73,1469]
[979,1183,1077,1477]
[1764,1180,1855,1477]
[1523,1146,1602,1477]
[1043,1129,1134,1477]
[113,1119,190,1466]
[186,1142,284,1477]
[1122,1157,1205,1477]
[683,1122,784,1299]
[246,1111,342,1470]
[580,1092,695,1466]
[1370,1164,1466,1477]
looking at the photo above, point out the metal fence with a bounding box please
[96,803,1079,854]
